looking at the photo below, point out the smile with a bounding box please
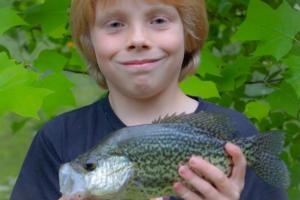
[120,58,163,68]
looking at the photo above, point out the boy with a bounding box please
[11,0,288,200]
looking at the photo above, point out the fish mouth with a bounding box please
[59,163,87,197]
[59,156,135,199]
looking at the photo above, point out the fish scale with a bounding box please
[103,129,231,195]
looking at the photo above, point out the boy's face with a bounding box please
[90,0,185,99]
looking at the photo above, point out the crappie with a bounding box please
[59,112,289,200]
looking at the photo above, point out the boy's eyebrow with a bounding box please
[145,5,178,17]
[95,9,127,23]
[95,4,177,23]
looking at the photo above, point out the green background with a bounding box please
[0,0,300,199]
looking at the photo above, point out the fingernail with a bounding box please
[226,142,237,149]
[173,182,183,191]
[179,165,187,175]
[189,158,196,167]
[190,156,201,167]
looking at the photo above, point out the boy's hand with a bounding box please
[173,143,246,200]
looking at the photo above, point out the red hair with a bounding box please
[70,0,208,88]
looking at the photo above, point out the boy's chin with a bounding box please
[124,85,164,100]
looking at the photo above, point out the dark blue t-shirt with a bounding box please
[10,96,287,200]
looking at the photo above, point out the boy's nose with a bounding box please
[127,25,150,51]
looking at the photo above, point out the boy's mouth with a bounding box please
[120,58,163,68]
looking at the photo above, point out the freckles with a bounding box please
[157,34,183,52]
[92,32,125,59]
[97,38,118,57]
[152,29,184,56]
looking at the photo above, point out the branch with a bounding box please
[194,73,283,85]
[24,64,90,76]
[246,78,283,84]
[63,68,89,75]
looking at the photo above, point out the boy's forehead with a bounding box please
[95,0,179,9]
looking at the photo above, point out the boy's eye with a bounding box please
[106,20,125,29]
[151,17,169,25]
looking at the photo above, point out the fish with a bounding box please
[59,112,289,200]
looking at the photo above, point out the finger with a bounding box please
[173,182,203,200]
[72,194,83,200]
[189,155,233,194]
[225,143,247,186]
[59,196,71,200]
[62,194,85,200]
[178,165,221,200]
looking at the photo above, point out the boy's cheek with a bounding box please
[91,33,124,56]
[151,30,184,53]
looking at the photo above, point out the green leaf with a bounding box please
[284,121,300,145]
[0,66,35,89]
[290,40,300,57]
[0,52,18,70]
[233,0,300,59]
[290,142,300,163]
[289,186,300,200]
[0,52,37,88]
[11,118,29,134]
[42,90,76,117]
[0,52,53,118]
[0,67,38,90]
[266,82,300,117]
[198,43,222,77]
[218,56,255,91]
[38,72,73,91]
[37,72,76,117]
[34,50,68,72]
[0,85,52,119]
[0,7,27,34]
[24,0,70,37]
[245,83,274,97]
[68,48,86,70]
[244,101,270,121]
[0,0,13,7]
[283,55,300,98]
[180,76,220,99]
[66,72,103,106]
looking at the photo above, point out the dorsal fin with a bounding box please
[152,112,187,124]
[152,111,237,140]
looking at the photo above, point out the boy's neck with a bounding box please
[108,87,198,126]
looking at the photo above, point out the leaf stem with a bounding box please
[63,68,89,75]
[246,78,283,84]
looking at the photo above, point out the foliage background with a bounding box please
[0,0,299,199]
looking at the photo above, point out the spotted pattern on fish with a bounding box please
[59,112,289,200]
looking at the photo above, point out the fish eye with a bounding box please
[84,162,97,172]
[84,156,97,172]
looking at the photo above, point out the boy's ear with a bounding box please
[179,51,200,81]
